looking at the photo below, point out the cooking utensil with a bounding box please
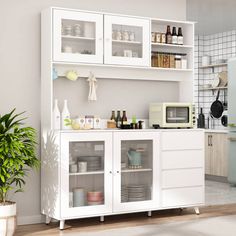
[210,90,224,119]
[211,76,220,88]
[221,115,228,127]
[218,71,228,87]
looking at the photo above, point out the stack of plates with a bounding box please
[78,156,102,171]
[127,185,146,202]
[121,185,128,202]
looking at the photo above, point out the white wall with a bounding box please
[0,0,186,225]
[187,0,236,35]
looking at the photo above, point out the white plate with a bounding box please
[211,76,220,88]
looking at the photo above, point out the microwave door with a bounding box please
[166,107,189,124]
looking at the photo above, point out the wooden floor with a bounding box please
[16,204,236,236]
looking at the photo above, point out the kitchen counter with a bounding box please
[205,129,228,134]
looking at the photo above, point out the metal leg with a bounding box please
[59,220,65,230]
[194,207,200,215]
[100,216,104,222]
[45,215,51,225]
[147,211,152,217]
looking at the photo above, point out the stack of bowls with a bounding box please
[87,191,103,205]
[121,185,128,202]
[127,185,146,202]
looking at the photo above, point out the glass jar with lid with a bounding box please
[129,31,135,41]
[74,24,82,37]
[116,30,122,41]
[122,30,129,41]
[175,55,182,69]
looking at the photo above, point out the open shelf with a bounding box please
[199,86,228,91]
[69,171,104,176]
[151,42,193,49]
[121,168,152,173]
[199,63,227,69]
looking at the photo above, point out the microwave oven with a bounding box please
[149,103,196,128]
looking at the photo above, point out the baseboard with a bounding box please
[17,214,45,225]
[205,174,228,183]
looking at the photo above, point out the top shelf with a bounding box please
[199,63,227,69]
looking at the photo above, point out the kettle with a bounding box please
[127,149,142,166]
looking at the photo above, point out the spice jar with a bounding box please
[155,32,161,43]
[175,55,182,69]
[151,32,156,42]
[116,30,122,40]
[181,54,188,69]
[161,33,166,43]
[169,54,175,68]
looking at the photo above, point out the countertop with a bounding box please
[205,129,228,133]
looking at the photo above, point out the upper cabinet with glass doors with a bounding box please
[53,9,104,64]
[104,15,150,67]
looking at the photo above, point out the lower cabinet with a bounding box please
[41,129,204,226]
[205,132,228,177]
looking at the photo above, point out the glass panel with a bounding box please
[61,19,96,55]
[120,140,153,203]
[112,24,143,58]
[69,141,104,208]
[166,107,189,123]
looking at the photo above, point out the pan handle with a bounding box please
[216,90,220,100]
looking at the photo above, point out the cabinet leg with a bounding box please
[59,220,65,230]
[194,207,200,215]
[147,211,152,217]
[45,215,51,225]
[100,216,104,222]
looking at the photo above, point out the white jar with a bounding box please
[202,55,211,66]
[78,162,87,173]
[70,164,77,173]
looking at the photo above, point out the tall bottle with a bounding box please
[166,25,172,44]
[177,27,183,45]
[197,108,205,128]
[53,99,61,130]
[110,110,116,121]
[121,110,128,125]
[61,99,71,130]
[172,27,178,44]
[116,110,122,128]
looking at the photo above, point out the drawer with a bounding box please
[162,131,204,150]
[162,168,204,188]
[162,186,204,207]
[162,150,204,170]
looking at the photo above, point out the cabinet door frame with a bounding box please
[53,9,104,64]
[113,131,160,212]
[60,132,113,218]
[104,15,150,67]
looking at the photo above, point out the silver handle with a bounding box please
[210,135,213,146]
[208,135,211,146]
[228,137,236,142]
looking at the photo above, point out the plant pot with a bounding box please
[0,202,17,236]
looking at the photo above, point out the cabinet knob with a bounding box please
[116,170,120,174]
[109,171,112,174]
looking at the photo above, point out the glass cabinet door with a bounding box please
[60,132,112,218]
[53,9,103,64]
[104,15,150,67]
[113,132,160,212]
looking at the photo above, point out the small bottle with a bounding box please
[121,110,128,125]
[172,27,178,44]
[110,110,116,121]
[177,27,184,45]
[166,25,172,44]
[198,108,205,128]
[61,100,71,130]
[116,110,122,128]
[53,99,61,130]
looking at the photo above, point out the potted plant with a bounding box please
[0,109,40,235]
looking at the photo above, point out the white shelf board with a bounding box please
[62,35,95,41]
[151,42,193,49]
[112,39,142,45]
[199,86,228,91]
[53,62,193,82]
[121,168,152,173]
[199,63,227,69]
[69,171,104,176]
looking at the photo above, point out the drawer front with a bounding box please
[162,150,204,170]
[162,187,204,207]
[162,168,204,188]
[162,131,204,150]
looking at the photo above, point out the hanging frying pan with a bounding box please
[210,90,224,119]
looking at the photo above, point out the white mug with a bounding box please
[70,164,77,173]
[78,162,87,172]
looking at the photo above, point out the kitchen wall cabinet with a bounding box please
[53,9,104,64]
[104,15,150,66]
[205,132,228,177]
[41,130,204,229]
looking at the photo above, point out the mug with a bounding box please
[70,164,77,173]
[65,70,78,81]
[78,162,87,172]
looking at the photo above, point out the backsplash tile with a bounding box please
[194,30,236,130]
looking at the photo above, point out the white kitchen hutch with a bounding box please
[41,7,204,230]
